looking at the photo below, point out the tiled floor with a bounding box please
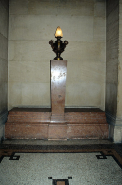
[0,139,122,185]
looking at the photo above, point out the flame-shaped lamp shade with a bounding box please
[55,26,63,37]
[49,27,68,60]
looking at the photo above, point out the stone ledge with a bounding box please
[5,108,109,140]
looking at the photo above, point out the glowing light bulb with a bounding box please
[55,26,63,37]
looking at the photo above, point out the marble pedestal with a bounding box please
[5,60,109,140]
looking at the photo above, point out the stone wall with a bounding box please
[0,0,9,141]
[8,0,106,110]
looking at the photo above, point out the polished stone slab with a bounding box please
[51,60,67,123]
[5,108,109,140]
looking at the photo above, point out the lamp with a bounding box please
[55,26,63,37]
[49,26,68,60]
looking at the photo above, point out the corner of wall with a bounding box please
[0,111,8,142]
[106,112,122,143]
[113,122,122,143]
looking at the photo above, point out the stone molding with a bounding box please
[0,111,8,125]
[106,112,122,126]
[106,111,122,143]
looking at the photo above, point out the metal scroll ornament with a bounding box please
[49,26,68,60]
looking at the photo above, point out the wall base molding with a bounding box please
[106,112,122,143]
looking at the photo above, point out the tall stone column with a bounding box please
[50,60,67,123]
[106,0,122,143]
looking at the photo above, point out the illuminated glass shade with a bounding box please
[55,26,63,37]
